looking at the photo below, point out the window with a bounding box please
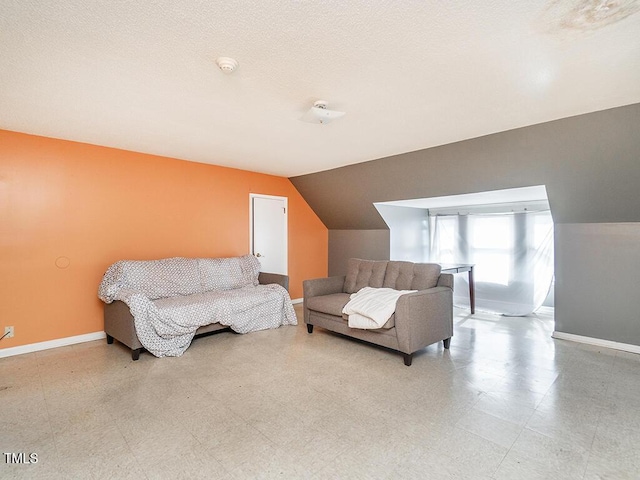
[429,210,554,316]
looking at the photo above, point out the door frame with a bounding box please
[249,193,288,274]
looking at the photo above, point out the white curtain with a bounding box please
[429,211,554,316]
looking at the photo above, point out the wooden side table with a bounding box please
[440,264,475,314]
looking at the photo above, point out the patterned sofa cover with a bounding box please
[98,255,296,360]
[303,258,453,366]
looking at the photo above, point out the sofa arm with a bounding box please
[394,286,453,355]
[258,272,289,291]
[104,300,144,352]
[437,273,454,290]
[303,275,346,298]
[303,276,346,325]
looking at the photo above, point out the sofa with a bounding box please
[98,255,295,360]
[303,258,453,366]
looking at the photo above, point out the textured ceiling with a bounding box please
[1,1,639,176]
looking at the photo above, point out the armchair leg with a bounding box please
[443,338,451,349]
[106,334,114,345]
[403,353,413,366]
[307,324,314,334]
[132,348,143,361]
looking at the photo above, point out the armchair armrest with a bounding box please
[258,272,289,291]
[394,286,453,355]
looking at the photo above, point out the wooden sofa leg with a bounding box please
[443,338,451,349]
[307,324,314,334]
[106,334,114,344]
[403,353,413,366]
[132,348,143,361]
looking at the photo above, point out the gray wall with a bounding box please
[291,103,640,346]
[292,104,640,229]
[329,230,390,276]
[555,223,640,345]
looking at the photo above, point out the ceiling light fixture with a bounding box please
[301,100,346,125]
[216,57,238,73]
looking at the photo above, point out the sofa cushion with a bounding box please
[343,259,388,294]
[307,292,395,329]
[199,255,260,291]
[383,261,441,290]
[306,293,351,316]
[100,257,203,301]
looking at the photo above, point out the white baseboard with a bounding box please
[5,327,635,359]
[552,331,640,355]
[0,331,106,359]
[291,298,303,304]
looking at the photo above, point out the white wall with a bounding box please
[375,204,429,263]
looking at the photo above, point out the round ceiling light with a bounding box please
[301,100,346,125]
[216,57,238,73]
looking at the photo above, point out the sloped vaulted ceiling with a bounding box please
[290,103,640,229]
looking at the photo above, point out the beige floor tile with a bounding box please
[473,391,537,426]
[3,304,640,478]
[525,402,600,451]
[583,452,640,480]
[414,426,508,478]
[502,427,590,479]
[53,424,145,479]
[0,440,61,480]
[493,450,584,480]
[455,408,523,449]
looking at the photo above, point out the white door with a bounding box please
[250,194,287,275]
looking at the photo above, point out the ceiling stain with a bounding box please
[544,0,640,32]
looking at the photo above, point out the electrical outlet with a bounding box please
[4,326,14,338]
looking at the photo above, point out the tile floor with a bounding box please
[1,304,639,479]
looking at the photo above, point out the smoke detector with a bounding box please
[216,57,238,73]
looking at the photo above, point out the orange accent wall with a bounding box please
[0,129,328,350]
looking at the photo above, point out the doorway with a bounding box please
[250,194,288,275]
